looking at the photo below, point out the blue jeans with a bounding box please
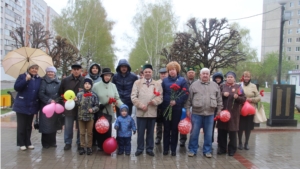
[64,116,80,145]
[188,114,214,154]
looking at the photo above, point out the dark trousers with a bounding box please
[212,120,217,143]
[218,129,237,154]
[116,102,133,117]
[156,108,163,141]
[95,114,112,149]
[92,118,97,145]
[16,113,34,146]
[163,108,182,152]
[136,117,156,153]
[180,134,187,144]
[41,132,56,147]
[118,137,131,153]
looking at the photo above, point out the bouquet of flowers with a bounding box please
[163,83,188,121]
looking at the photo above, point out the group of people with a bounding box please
[13,59,260,158]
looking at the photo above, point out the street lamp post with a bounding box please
[277,2,285,85]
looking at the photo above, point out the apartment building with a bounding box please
[0,0,59,80]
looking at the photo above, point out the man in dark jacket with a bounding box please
[180,67,197,147]
[59,63,84,150]
[112,59,138,117]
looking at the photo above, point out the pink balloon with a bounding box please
[55,104,64,114]
[42,103,55,118]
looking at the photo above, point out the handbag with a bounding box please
[253,103,267,123]
[34,113,39,130]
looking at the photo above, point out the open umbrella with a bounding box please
[1,47,53,78]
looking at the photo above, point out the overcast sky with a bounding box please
[44,0,271,62]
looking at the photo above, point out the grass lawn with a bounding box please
[1,89,14,95]
[259,87,271,93]
[0,108,13,114]
[262,102,300,122]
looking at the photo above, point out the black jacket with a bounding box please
[112,59,138,105]
[38,76,61,133]
[58,74,84,116]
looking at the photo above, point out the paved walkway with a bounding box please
[1,113,300,169]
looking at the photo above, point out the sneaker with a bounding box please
[204,153,212,158]
[64,144,71,150]
[20,146,27,151]
[125,152,130,156]
[28,145,34,149]
[86,148,92,155]
[187,151,195,157]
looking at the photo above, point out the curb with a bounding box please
[1,111,15,118]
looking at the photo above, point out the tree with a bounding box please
[48,36,81,75]
[128,0,177,76]
[53,0,116,69]
[10,22,52,49]
[162,18,246,74]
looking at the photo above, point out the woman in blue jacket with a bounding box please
[161,61,189,156]
[13,64,42,151]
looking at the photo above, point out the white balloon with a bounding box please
[65,100,75,110]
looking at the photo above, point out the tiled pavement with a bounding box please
[1,113,300,169]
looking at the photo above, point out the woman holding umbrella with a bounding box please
[38,66,61,149]
[13,63,42,150]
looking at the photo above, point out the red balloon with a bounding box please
[95,116,109,134]
[178,118,192,134]
[103,137,117,154]
[241,101,256,116]
[220,110,231,122]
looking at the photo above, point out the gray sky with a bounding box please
[45,0,267,61]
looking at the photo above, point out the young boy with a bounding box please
[114,104,136,155]
[75,77,99,155]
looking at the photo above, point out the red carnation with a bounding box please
[260,90,264,97]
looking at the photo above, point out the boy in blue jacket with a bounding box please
[114,104,136,155]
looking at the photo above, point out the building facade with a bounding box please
[262,0,300,70]
[0,0,59,81]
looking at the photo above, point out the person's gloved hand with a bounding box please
[133,131,136,135]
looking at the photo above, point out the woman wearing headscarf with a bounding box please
[92,68,123,151]
[13,64,42,150]
[238,71,260,150]
[38,66,61,149]
[161,61,189,156]
[216,71,246,156]
[212,72,224,143]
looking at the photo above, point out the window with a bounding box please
[288,56,291,60]
[297,28,300,34]
[288,38,292,43]
[298,10,300,15]
[288,29,293,34]
[296,47,300,51]
[297,56,300,60]
[298,19,300,24]
[296,65,299,69]
[287,47,292,51]
[297,37,300,42]
[290,2,294,7]
[289,20,293,25]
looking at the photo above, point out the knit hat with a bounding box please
[226,71,236,79]
[84,77,93,87]
[27,63,39,70]
[143,64,153,71]
[46,66,57,73]
[120,104,129,112]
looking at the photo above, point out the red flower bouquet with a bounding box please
[108,98,116,104]
[163,84,188,121]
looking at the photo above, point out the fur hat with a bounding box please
[166,61,181,73]
[46,66,57,73]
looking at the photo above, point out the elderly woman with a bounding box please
[92,68,123,151]
[217,71,246,156]
[238,71,260,150]
[13,64,42,150]
[38,66,61,149]
[161,61,189,156]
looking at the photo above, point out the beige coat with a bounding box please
[131,78,163,117]
[242,82,261,108]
